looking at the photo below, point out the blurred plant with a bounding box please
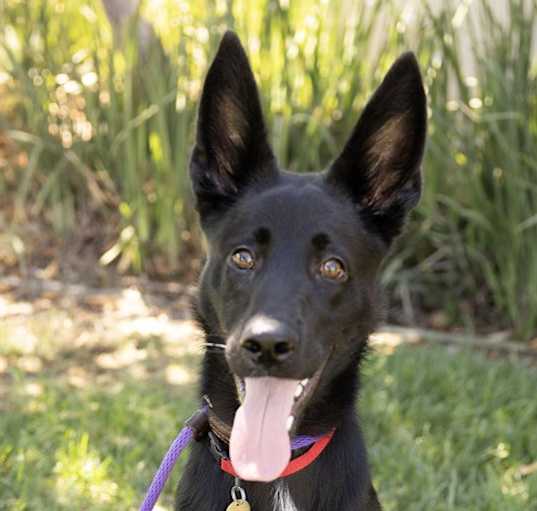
[382,0,537,340]
[0,0,205,271]
[0,0,536,339]
[0,0,398,269]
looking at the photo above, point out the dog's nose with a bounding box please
[241,335,295,362]
[240,316,297,366]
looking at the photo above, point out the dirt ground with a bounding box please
[0,275,204,403]
[2,272,536,410]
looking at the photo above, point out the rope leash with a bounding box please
[139,426,194,511]
[139,407,322,511]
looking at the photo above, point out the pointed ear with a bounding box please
[190,31,276,221]
[326,52,427,243]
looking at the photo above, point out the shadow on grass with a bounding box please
[1,311,536,510]
[361,345,537,511]
[1,336,200,511]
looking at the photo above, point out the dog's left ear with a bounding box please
[190,31,276,222]
[326,52,427,243]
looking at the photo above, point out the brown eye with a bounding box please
[230,248,255,270]
[320,258,348,282]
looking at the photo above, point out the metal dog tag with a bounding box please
[227,483,251,511]
[226,500,251,511]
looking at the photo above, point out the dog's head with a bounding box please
[191,31,426,481]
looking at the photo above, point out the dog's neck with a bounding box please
[175,319,381,510]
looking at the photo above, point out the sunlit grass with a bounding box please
[362,346,537,510]
[1,372,195,511]
[0,301,200,509]
[1,344,536,510]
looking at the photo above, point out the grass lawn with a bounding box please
[1,299,536,510]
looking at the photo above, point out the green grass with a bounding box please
[1,344,536,510]
[363,347,537,510]
[0,374,195,510]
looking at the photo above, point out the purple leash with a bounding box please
[139,407,320,511]
[139,426,194,511]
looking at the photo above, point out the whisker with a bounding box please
[201,342,226,354]
[202,342,226,349]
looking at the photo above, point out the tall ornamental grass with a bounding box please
[0,0,535,340]
[385,0,537,341]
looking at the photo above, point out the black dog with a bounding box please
[176,31,426,511]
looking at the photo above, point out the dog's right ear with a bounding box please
[190,31,276,221]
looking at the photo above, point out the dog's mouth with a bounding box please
[229,359,328,482]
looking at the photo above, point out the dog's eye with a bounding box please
[230,248,255,270]
[320,258,348,282]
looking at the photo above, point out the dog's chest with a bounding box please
[271,481,298,511]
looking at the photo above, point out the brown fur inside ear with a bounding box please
[366,112,409,206]
[212,93,249,180]
[190,31,276,220]
[325,51,427,243]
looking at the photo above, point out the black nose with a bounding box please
[240,318,297,366]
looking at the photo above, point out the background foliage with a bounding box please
[1,3,537,510]
[1,0,536,339]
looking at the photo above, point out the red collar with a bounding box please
[219,429,335,478]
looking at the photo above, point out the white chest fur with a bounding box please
[272,481,298,511]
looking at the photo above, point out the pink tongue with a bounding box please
[229,377,299,482]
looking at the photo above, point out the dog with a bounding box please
[175,31,426,511]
